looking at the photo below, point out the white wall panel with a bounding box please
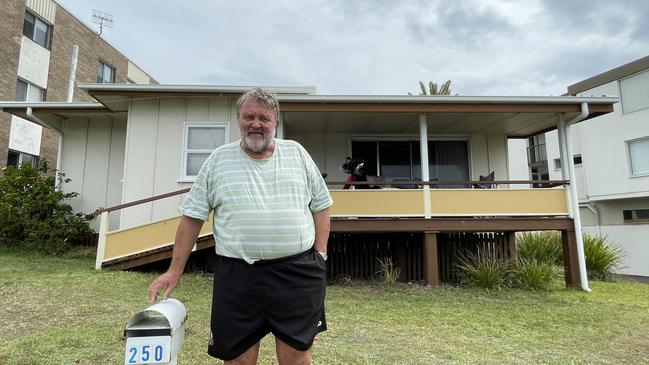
[60,117,126,231]
[60,118,88,215]
[151,98,186,221]
[9,116,42,155]
[583,225,649,277]
[325,134,349,184]
[106,118,127,230]
[120,99,159,228]
[469,134,488,180]
[507,138,530,188]
[119,96,237,228]
[487,134,507,183]
[18,37,50,88]
[305,133,325,170]
[81,119,112,215]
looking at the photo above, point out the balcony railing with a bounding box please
[527,143,548,165]
[92,179,570,269]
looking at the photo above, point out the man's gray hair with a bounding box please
[236,87,280,121]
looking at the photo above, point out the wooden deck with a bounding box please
[100,216,580,288]
[95,183,581,287]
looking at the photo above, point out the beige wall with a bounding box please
[469,134,508,181]
[127,61,151,84]
[113,98,511,229]
[61,116,126,230]
[120,96,239,228]
[26,0,56,23]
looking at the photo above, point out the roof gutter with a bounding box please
[560,102,591,292]
[26,107,64,189]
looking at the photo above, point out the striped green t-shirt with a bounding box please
[180,139,333,263]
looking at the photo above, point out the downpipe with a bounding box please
[563,102,591,292]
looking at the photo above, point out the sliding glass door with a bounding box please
[351,139,469,184]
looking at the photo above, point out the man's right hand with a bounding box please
[148,271,182,303]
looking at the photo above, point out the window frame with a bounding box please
[96,61,115,83]
[552,155,582,171]
[348,136,472,182]
[619,69,649,114]
[626,136,649,178]
[15,78,45,102]
[22,10,52,49]
[180,122,230,182]
[7,149,39,168]
[623,208,649,224]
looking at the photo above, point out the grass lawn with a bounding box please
[1,247,648,364]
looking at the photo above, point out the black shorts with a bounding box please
[207,249,327,361]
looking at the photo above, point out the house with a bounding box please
[0,0,156,170]
[515,55,649,279]
[0,83,618,289]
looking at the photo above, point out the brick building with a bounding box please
[0,0,156,168]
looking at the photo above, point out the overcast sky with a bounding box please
[57,0,649,96]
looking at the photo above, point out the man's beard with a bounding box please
[242,131,273,153]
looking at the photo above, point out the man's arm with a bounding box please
[147,215,204,302]
[312,207,331,253]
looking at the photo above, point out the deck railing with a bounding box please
[93,180,570,269]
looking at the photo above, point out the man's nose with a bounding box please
[250,119,261,128]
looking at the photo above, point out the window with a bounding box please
[182,123,229,180]
[619,70,649,114]
[23,11,51,49]
[623,209,649,224]
[553,155,582,170]
[96,61,115,83]
[350,139,470,185]
[15,79,44,102]
[527,134,547,165]
[627,137,649,176]
[573,155,582,165]
[7,150,39,168]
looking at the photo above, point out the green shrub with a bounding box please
[583,234,624,280]
[457,251,511,290]
[0,162,94,255]
[516,231,563,265]
[511,257,560,290]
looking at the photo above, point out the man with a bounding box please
[148,87,332,365]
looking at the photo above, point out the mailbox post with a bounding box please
[124,299,187,365]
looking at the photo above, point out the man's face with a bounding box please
[238,99,277,154]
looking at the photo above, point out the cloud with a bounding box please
[57,0,649,96]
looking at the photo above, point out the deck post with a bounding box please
[506,231,517,258]
[561,229,581,287]
[423,231,439,287]
[95,211,109,270]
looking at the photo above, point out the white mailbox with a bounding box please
[124,299,187,365]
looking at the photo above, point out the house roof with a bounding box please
[79,83,317,111]
[1,85,619,138]
[566,54,649,95]
[0,102,114,132]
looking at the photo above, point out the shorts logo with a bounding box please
[208,331,214,346]
[317,321,322,327]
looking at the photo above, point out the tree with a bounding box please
[409,80,452,95]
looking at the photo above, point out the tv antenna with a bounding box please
[92,9,113,36]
